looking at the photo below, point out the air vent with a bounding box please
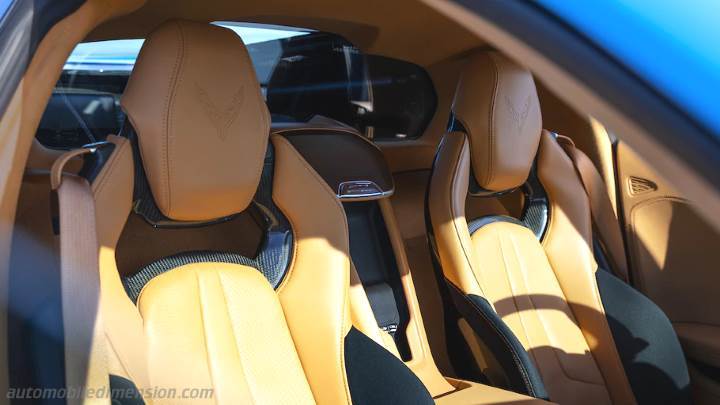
[628,176,657,195]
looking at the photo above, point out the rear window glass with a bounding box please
[37,22,436,149]
[364,55,437,140]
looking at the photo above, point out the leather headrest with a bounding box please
[452,51,542,192]
[121,20,270,221]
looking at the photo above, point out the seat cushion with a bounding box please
[138,262,315,404]
[470,219,613,404]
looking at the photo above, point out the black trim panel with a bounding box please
[596,270,691,405]
[344,327,433,404]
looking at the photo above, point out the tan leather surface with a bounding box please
[271,134,352,405]
[429,48,636,403]
[471,221,611,404]
[427,132,483,297]
[91,20,355,403]
[674,323,720,369]
[50,148,92,190]
[93,133,356,403]
[617,142,720,330]
[435,378,553,405]
[27,139,82,172]
[139,262,315,404]
[387,169,457,375]
[378,198,455,396]
[348,261,392,351]
[452,51,542,192]
[556,135,629,282]
[537,131,636,404]
[121,20,270,221]
[535,82,620,210]
[588,120,619,215]
[616,142,720,403]
[93,136,151,388]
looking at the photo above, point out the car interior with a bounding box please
[3,0,720,404]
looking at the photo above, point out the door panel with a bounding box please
[616,142,720,403]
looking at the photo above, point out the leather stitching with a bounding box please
[508,231,606,387]
[194,269,224,404]
[92,138,130,198]
[485,53,500,187]
[217,269,258,404]
[447,134,485,297]
[496,230,538,368]
[163,20,185,215]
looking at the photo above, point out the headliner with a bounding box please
[87,0,483,67]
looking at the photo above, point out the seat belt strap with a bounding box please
[556,135,631,283]
[51,148,110,405]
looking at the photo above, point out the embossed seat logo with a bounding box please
[196,82,245,140]
[506,94,532,134]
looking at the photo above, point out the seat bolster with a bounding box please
[446,282,547,399]
[271,134,353,405]
[556,134,630,281]
[537,131,637,404]
[92,135,152,387]
[427,132,484,297]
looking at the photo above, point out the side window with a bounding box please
[363,55,437,140]
[36,39,139,149]
[259,32,365,126]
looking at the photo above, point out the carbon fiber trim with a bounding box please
[123,246,291,303]
[519,168,549,239]
[120,122,293,300]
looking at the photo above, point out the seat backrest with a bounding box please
[427,50,637,404]
[89,20,431,404]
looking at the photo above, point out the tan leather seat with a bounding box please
[87,20,433,404]
[427,51,690,405]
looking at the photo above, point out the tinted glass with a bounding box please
[364,55,437,140]
[35,23,436,149]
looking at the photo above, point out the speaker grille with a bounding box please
[628,176,657,195]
